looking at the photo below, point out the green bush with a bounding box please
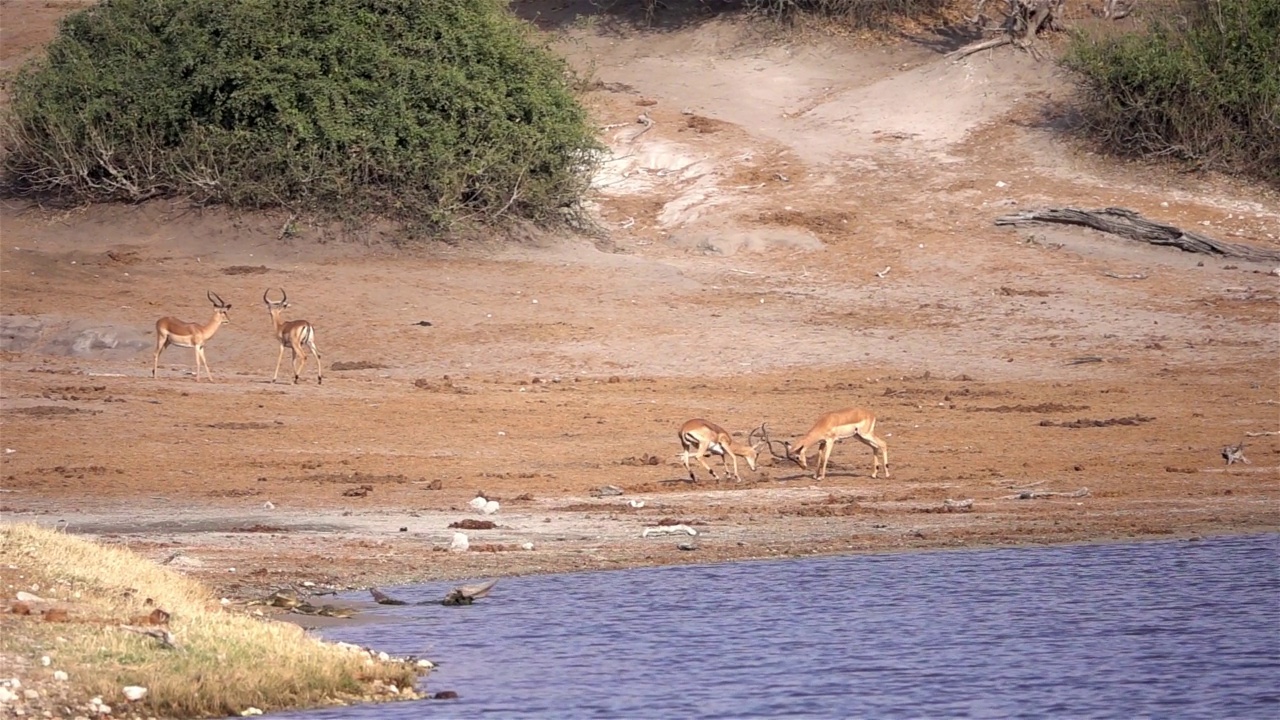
[2,0,602,230]
[1062,0,1279,188]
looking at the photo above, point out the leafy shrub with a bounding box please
[1063,0,1279,187]
[2,0,602,230]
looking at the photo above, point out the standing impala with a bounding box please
[764,407,889,480]
[263,288,322,384]
[152,291,231,381]
[678,419,765,483]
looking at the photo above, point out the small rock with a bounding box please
[122,686,147,702]
[628,499,645,508]
[677,542,698,551]
[432,691,459,700]
[416,659,436,669]
[450,533,469,552]
[40,657,50,667]
[16,591,44,603]
[53,671,68,682]
[23,689,38,700]
[0,686,18,703]
[240,708,263,717]
[593,485,624,497]
[520,542,534,551]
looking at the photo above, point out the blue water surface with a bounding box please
[278,534,1280,719]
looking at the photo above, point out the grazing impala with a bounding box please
[764,407,889,480]
[263,288,322,384]
[678,419,765,483]
[152,291,231,381]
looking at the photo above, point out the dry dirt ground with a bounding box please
[1,2,1278,606]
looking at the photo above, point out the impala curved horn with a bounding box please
[264,287,287,305]
[756,423,789,460]
[278,287,288,305]
[207,290,228,307]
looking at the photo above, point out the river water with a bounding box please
[279,534,1279,719]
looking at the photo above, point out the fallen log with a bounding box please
[1000,487,1090,500]
[995,207,1280,263]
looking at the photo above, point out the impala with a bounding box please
[152,291,231,381]
[763,407,889,480]
[678,419,765,483]
[263,288,322,384]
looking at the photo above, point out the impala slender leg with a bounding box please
[273,344,286,383]
[856,431,889,478]
[695,441,718,482]
[818,440,835,480]
[198,345,214,382]
[681,449,696,482]
[310,340,323,384]
[292,342,305,384]
[153,336,167,378]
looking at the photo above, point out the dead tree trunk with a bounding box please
[995,206,1280,263]
[947,0,1067,61]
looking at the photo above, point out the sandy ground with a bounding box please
[1,2,1278,607]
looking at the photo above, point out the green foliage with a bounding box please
[2,0,603,230]
[1062,0,1279,187]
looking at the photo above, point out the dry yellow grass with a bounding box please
[0,523,420,718]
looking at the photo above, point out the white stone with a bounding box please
[39,657,50,667]
[53,671,68,682]
[240,708,263,717]
[449,533,469,552]
[122,686,147,702]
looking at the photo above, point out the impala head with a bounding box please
[207,290,231,322]
[263,287,290,312]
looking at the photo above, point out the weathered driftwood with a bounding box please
[995,207,1280,263]
[1000,487,1089,500]
[947,0,1065,61]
